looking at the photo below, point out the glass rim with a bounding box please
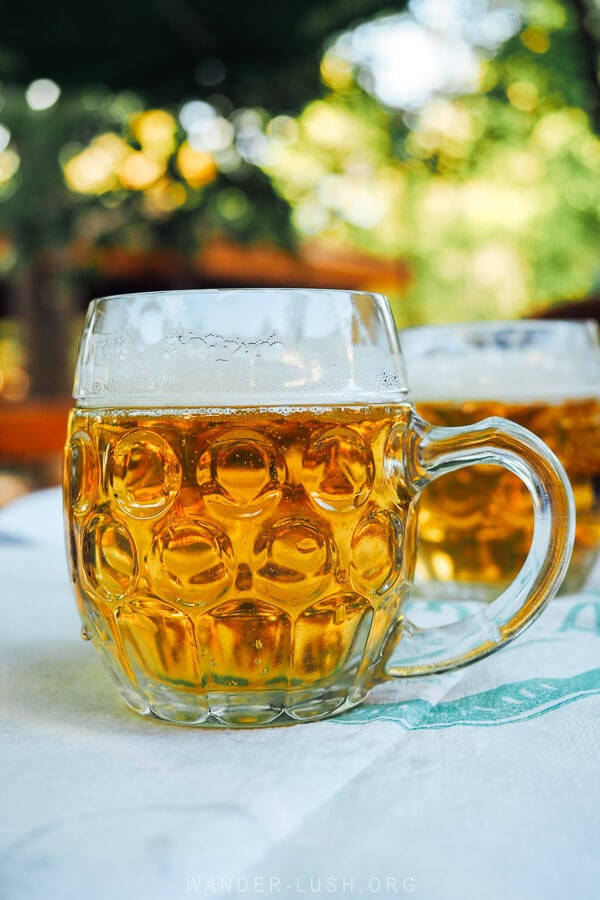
[86,287,389,305]
[400,317,600,402]
[400,318,599,334]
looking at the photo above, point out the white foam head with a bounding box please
[74,289,409,408]
[400,320,600,402]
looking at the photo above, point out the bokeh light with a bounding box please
[25,78,61,110]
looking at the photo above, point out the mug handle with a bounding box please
[382,413,575,677]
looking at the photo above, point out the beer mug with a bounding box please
[401,320,600,598]
[64,291,574,727]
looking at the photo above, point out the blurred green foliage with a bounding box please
[0,0,598,327]
[0,88,293,273]
[263,0,600,323]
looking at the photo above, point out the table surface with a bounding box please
[1,488,599,900]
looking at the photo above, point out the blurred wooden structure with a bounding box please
[534,295,600,325]
[0,398,71,505]
[78,238,411,296]
[0,399,71,461]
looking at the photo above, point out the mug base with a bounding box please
[115,679,370,728]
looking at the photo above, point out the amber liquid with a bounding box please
[65,405,415,724]
[415,397,600,595]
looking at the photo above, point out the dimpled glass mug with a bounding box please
[64,290,574,727]
[401,320,600,599]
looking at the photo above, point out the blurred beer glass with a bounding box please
[401,320,600,598]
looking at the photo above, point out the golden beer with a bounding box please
[65,404,417,724]
[414,397,600,594]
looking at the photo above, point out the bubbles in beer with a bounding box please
[199,599,292,688]
[110,429,182,519]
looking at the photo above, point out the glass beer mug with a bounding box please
[401,320,600,598]
[64,291,574,727]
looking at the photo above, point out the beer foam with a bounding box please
[400,321,600,402]
[74,289,409,407]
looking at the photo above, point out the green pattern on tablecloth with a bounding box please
[337,599,600,728]
[337,669,600,728]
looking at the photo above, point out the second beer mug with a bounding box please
[64,291,575,727]
[401,320,600,598]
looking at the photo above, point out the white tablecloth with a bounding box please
[1,489,599,900]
